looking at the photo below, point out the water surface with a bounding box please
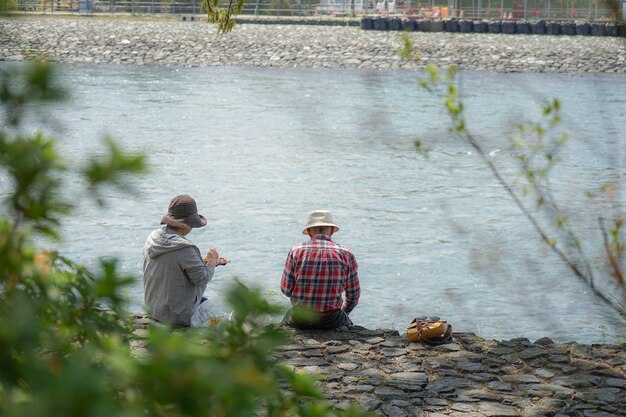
[3,62,625,342]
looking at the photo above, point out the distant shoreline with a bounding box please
[1,15,625,73]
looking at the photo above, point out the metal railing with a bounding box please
[403,0,618,20]
[5,0,620,20]
[15,0,204,14]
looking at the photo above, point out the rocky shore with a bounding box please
[1,16,625,73]
[132,315,626,417]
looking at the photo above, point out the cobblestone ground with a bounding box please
[131,316,626,417]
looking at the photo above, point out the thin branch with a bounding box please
[464,130,586,277]
[521,151,596,288]
[548,194,597,288]
[457,126,626,317]
[600,217,625,287]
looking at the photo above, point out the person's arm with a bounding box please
[280,251,295,298]
[342,253,360,315]
[179,246,214,287]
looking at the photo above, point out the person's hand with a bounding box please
[204,248,219,268]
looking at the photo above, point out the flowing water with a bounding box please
[2,62,625,343]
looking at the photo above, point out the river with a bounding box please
[2,62,625,343]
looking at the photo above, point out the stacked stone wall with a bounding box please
[1,16,625,72]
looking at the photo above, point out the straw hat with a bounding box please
[302,210,339,235]
[161,194,207,229]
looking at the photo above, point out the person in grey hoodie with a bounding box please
[143,194,220,327]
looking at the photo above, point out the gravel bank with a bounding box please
[132,316,626,417]
[1,16,625,72]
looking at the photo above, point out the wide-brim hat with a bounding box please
[302,210,339,235]
[161,194,207,229]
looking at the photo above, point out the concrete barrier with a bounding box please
[561,22,576,35]
[402,19,416,31]
[531,20,546,34]
[576,22,590,36]
[516,21,531,34]
[473,21,488,33]
[590,22,606,36]
[417,19,431,32]
[389,17,402,31]
[501,20,516,34]
[488,21,501,33]
[430,20,444,32]
[605,23,619,36]
[361,17,373,30]
[373,16,388,30]
[459,20,473,33]
[546,21,561,35]
[445,19,460,32]
[357,17,622,37]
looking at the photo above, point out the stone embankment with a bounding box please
[1,16,625,73]
[131,316,626,417]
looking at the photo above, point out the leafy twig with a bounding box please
[419,64,626,318]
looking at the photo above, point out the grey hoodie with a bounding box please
[143,226,214,326]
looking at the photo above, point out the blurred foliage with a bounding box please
[0,61,372,417]
[202,0,245,33]
[0,61,144,415]
[0,0,13,14]
[397,32,420,63]
[416,63,625,319]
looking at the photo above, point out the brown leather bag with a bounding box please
[406,317,453,345]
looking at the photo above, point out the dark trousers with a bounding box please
[281,307,353,330]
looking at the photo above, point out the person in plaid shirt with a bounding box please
[280,210,360,329]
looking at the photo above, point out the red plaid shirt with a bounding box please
[281,234,360,314]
